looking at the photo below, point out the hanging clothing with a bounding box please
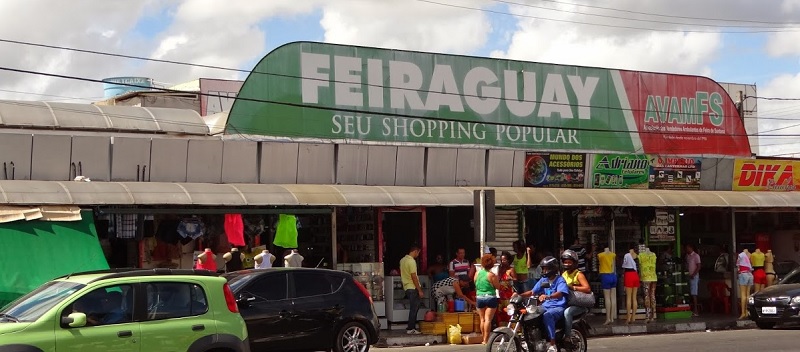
[178,218,205,240]
[244,216,266,237]
[273,214,299,248]
[224,214,245,247]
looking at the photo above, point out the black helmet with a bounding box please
[561,249,579,271]
[539,256,560,277]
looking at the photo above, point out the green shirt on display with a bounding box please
[273,214,298,248]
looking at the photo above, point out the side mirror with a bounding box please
[62,312,87,328]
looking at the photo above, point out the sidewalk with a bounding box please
[375,313,756,348]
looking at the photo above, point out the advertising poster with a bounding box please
[227,42,751,157]
[649,209,676,242]
[524,152,586,188]
[591,154,650,189]
[649,156,702,190]
[732,159,800,191]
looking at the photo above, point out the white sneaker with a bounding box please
[406,329,421,335]
[546,345,557,352]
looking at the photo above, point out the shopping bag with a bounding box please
[447,324,462,344]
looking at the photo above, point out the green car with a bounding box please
[0,269,249,352]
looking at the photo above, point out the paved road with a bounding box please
[376,328,799,351]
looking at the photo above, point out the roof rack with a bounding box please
[56,268,218,284]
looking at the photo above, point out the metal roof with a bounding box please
[1,180,799,208]
[0,100,208,135]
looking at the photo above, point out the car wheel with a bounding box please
[334,321,370,352]
[755,321,776,330]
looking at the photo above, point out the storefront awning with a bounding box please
[3,180,800,208]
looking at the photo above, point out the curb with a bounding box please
[375,320,756,347]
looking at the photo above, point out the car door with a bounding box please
[54,284,140,352]
[288,272,346,350]
[236,272,293,350]
[138,281,217,351]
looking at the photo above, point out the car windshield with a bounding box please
[0,281,85,322]
[779,268,800,285]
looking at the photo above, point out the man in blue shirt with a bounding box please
[518,256,569,352]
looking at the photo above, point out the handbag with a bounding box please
[568,290,596,308]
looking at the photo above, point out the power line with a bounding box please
[5,36,800,124]
[530,0,800,26]
[416,0,800,33]
[8,63,800,142]
[490,0,793,29]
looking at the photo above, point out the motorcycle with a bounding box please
[486,293,590,352]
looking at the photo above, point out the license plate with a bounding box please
[761,306,777,314]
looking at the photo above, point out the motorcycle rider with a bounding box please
[516,256,569,352]
[561,249,592,341]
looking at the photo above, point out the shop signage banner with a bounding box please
[732,159,800,191]
[524,152,586,188]
[591,154,649,189]
[226,42,751,156]
[649,156,702,190]
[649,209,676,242]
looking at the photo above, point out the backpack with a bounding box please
[714,253,728,273]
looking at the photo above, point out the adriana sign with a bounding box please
[226,42,751,157]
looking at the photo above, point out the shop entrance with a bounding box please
[380,208,426,276]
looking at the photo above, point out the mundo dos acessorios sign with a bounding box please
[226,41,751,156]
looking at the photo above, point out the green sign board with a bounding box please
[226,42,751,156]
[591,154,650,189]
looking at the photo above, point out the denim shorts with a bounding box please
[738,272,753,286]
[476,296,499,309]
[689,275,699,295]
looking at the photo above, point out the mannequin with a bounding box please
[223,247,246,272]
[765,250,776,287]
[254,250,276,269]
[597,247,617,325]
[736,248,753,320]
[284,249,304,268]
[638,247,658,323]
[622,245,639,324]
[750,248,766,293]
[196,248,217,272]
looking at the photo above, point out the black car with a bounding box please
[748,266,800,329]
[223,268,380,352]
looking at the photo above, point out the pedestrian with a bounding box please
[400,245,424,335]
[512,240,531,293]
[497,252,517,323]
[685,244,702,316]
[517,256,569,352]
[431,274,476,309]
[561,250,591,341]
[449,247,473,278]
[474,254,504,344]
[428,254,449,283]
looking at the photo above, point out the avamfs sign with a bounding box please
[227,42,751,156]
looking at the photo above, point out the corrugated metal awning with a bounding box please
[1,180,800,208]
[0,100,209,135]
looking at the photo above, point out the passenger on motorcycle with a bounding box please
[561,249,592,339]
[516,256,568,352]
